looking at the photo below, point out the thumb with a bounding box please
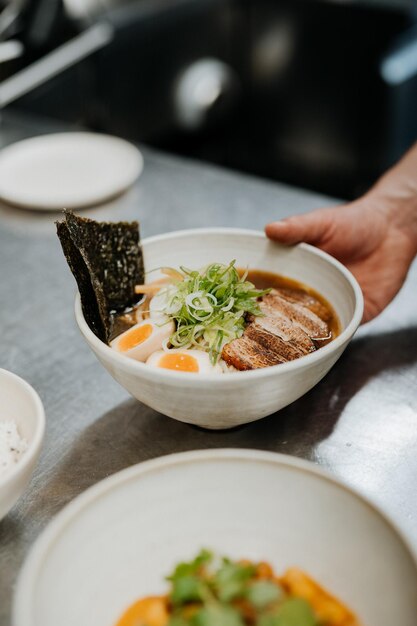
[265,208,333,246]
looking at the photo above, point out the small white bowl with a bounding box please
[0,369,45,520]
[13,449,417,626]
[75,228,364,429]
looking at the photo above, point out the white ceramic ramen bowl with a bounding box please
[75,228,363,429]
[13,449,417,626]
[0,369,45,520]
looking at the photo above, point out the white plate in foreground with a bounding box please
[0,132,143,210]
[13,449,417,626]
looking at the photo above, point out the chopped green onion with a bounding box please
[154,261,270,363]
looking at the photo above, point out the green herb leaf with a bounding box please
[257,598,319,626]
[169,549,213,581]
[167,617,190,626]
[246,580,283,609]
[171,575,206,605]
[214,559,256,602]
[192,604,245,626]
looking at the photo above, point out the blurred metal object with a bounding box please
[0,38,23,62]
[381,25,417,85]
[252,21,295,83]
[0,21,113,108]
[63,0,106,20]
[0,0,27,40]
[7,0,417,198]
[174,58,238,130]
[63,0,117,23]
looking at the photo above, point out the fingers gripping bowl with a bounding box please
[74,228,363,429]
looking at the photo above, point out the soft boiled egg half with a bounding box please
[146,349,223,374]
[110,319,174,362]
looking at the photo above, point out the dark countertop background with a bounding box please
[0,111,416,625]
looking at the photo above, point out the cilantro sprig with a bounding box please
[155,262,270,363]
[165,551,319,626]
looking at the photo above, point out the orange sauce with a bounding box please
[115,596,169,626]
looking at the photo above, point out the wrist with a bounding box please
[366,173,417,258]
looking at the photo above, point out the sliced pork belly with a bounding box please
[261,290,330,341]
[273,287,332,323]
[245,324,310,360]
[222,288,331,371]
[252,305,316,354]
[222,334,286,370]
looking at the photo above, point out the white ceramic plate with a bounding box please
[0,132,143,210]
[13,449,417,626]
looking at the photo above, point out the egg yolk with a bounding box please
[158,352,199,372]
[119,324,153,352]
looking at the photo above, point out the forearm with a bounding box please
[366,143,417,256]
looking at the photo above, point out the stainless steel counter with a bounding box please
[1,112,416,624]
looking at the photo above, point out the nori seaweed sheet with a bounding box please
[56,210,144,343]
[56,220,107,340]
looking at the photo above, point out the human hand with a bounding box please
[265,194,417,323]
